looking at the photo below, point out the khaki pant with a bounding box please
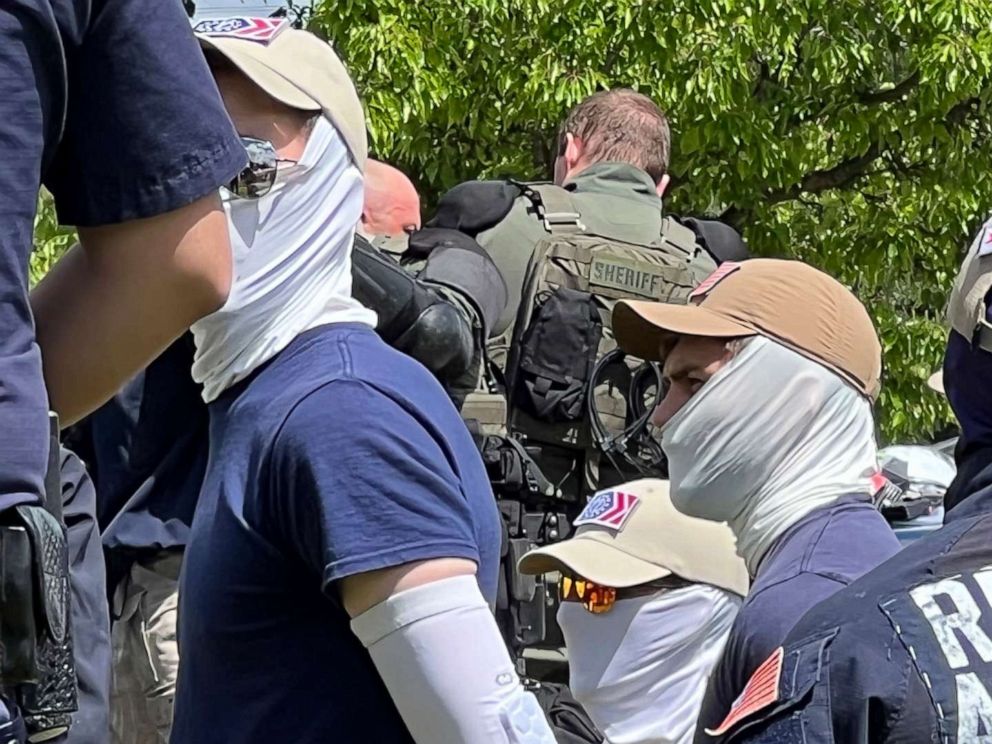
[110,551,183,744]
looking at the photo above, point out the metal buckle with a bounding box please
[541,213,586,232]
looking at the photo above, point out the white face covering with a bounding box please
[662,336,878,574]
[191,117,377,402]
[560,584,741,744]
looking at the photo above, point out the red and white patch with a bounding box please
[573,490,641,530]
[706,647,784,737]
[690,262,742,303]
[870,472,889,496]
[980,222,992,258]
[194,17,288,43]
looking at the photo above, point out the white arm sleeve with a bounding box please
[351,575,556,744]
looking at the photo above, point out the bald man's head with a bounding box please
[362,160,422,236]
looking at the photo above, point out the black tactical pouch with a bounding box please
[0,504,74,741]
[16,505,74,741]
[513,287,602,422]
[0,418,77,741]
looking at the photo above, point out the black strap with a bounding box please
[511,181,585,234]
[43,415,62,524]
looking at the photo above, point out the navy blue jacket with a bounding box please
[722,447,992,744]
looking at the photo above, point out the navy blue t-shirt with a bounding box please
[172,324,502,744]
[66,335,207,591]
[0,0,243,512]
[694,497,901,740]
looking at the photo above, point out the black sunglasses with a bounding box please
[226,137,304,199]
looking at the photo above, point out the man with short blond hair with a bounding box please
[554,88,671,187]
[469,88,683,339]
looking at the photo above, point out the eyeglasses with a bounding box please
[226,137,305,199]
[558,573,692,614]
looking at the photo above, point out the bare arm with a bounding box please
[31,193,232,426]
[339,557,476,616]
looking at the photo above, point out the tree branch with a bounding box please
[725,93,985,224]
[798,142,883,194]
[856,70,920,104]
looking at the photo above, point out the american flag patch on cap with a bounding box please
[690,262,742,302]
[706,647,784,736]
[574,490,640,530]
[194,17,288,43]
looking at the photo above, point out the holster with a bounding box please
[0,416,76,741]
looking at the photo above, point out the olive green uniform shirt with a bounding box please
[476,162,663,336]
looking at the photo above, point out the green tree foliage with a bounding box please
[31,193,75,287]
[312,0,992,442]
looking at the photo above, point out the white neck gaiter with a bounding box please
[662,336,878,575]
[191,117,376,402]
[560,584,741,744]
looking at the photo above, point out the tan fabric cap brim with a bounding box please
[613,300,756,362]
[198,36,321,113]
[197,31,368,170]
[517,536,672,588]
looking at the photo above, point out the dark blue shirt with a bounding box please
[172,324,502,744]
[61,448,110,744]
[732,466,992,744]
[67,336,206,590]
[0,0,243,512]
[694,497,901,740]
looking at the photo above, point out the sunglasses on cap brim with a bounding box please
[225,136,305,199]
[558,573,693,614]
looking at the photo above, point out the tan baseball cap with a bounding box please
[947,217,992,353]
[517,479,749,596]
[195,18,367,170]
[613,259,882,400]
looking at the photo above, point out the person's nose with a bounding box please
[651,386,690,428]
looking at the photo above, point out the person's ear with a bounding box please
[656,173,671,198]
[564,132,584,173]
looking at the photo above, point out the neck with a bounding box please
[732,492,845,576]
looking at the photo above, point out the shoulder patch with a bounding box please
[193,17,288,43]
[706,647,784,737]
[574,490,640,530]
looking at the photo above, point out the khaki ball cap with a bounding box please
[517,479,749,597]
[612,259,882,400]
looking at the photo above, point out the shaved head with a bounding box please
[362,160,421,236]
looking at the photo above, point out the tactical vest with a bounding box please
[466,181,716,499]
